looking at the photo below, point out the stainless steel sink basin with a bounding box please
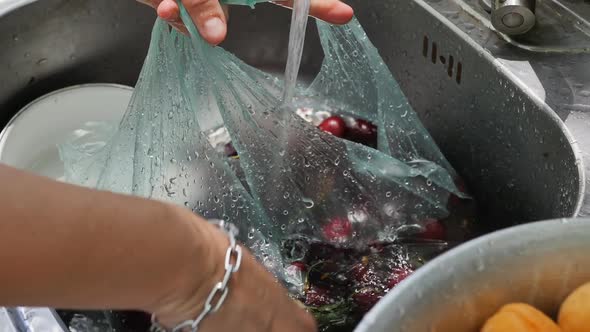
[0,0,587,330]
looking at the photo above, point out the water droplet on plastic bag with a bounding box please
[302,197,315,208]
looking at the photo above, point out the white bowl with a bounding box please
[0,84,132,181]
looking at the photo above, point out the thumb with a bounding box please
[182,0,228,45]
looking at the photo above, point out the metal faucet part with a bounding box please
[480,0,536,35]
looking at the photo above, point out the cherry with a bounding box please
[386,267,413,289]
[346,119,377,147]
[449,178,467,207]
[417,219,446,240]
[289,261,307,272]
[286,261,307,276]
[352,287,384,313]
[305,286,333,307]
[285,261,307,285]
[350,257,369,282]
[456,178,467,193]
[224,142,238,157]
[351,260,383,289]
[318,116,347,138]
[322,217,353,243]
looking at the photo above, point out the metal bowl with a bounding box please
[356,218,590,332]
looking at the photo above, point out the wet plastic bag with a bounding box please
[60,18,284,272]
[202,15,465,249]
[60,2,471,330]
[309,20,458,176]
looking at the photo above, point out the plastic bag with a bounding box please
[60,3,473,330]
[60,19,284,274]
[182,15,461,248]
[309,20,458,176]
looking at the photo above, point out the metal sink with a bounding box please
[0,0,587,330]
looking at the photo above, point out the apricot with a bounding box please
[558,282,590,332]
[481,303,561,332]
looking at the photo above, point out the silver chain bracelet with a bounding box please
[150,219,243,332]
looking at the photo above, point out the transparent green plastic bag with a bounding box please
[61,4,464,265]
[309,19,458,177]
[201,14,464,249]
[60,19,284,274]
[60,3,471,330]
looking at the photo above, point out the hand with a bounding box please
[148,209,317,332]
[138,0,354,45]
[0,164,314,331]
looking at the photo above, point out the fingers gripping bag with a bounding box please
[60,1,475,331]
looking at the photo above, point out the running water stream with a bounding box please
[282,0,312,103]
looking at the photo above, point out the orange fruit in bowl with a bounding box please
[481,303,561,332]
[558,282,590,332]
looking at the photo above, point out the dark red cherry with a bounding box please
[346,119,377,147]
[417,219,446,240]
[386,267,413,289]
[304,286,333,307]
[352,287,383,313]
[318,116,347,138]
[449,178,467,207]
[322,217,353,243]
[224,142,238,157]
[289,261,307,272]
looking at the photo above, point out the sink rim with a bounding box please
[0,0,35,17]
[408,0,586,217]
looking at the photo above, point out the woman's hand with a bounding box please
[148,208,317,332]
[138,0,354,45]
[0,164,314,332]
